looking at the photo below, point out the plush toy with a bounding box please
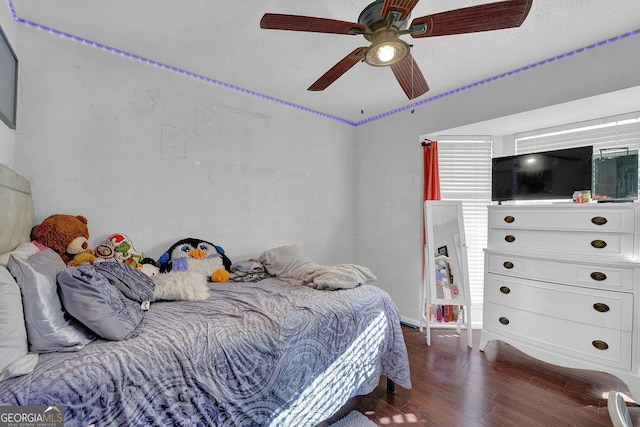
[94,243,115,261]
[31,214,97,265]
[101,233,145,269]
[95,233,159,277]
[157,238,231,283]
[139,258,160,278]
[67,251,98,267]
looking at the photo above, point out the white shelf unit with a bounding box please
[423,200,473,348]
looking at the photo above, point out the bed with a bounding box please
[0,163,411,426]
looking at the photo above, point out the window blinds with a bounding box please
[435,137,492,306]
[516,111,640,154]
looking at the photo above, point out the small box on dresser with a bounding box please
[479,203,640,399]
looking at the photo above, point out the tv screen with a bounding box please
[492,146,593,202]
[0,24,17,129]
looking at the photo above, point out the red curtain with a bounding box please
[423,141,441,324]
[423,141,441,252]
[423,141,441,202]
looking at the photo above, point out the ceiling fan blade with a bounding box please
[260,13,367,35]
[308,47,366,91]
[409,0,532,38]
[382,0,420,22]
[390,53,429,99]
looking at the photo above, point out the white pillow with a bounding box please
[0,265,38,382]
[0,241,41,268]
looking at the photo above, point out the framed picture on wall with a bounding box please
[0,23,18,129]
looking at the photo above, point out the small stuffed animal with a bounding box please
[139,258,160,277]
[102,233,145,269]
[157,238,231,282]
[94,244,115,260]
[67,251,99,267]
[31,214,97,265]
[95,234,159,277]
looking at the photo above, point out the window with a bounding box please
[516,112,640,200]
[436,137,492,307]
[516,112,640,154]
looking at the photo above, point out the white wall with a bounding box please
[356,34,640,327]
[0,2,16,167]
[14,26,359,264]
[9,9,640,324]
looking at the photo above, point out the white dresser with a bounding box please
[479,203,640,399]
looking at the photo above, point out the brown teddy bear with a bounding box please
[31,214,97,266]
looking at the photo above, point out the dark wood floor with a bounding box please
[326,326,640,426]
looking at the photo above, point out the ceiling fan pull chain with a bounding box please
[409,47,417,112]
[361,61,365,115]
[411,54,415,108]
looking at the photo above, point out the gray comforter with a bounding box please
[0,278,411,426]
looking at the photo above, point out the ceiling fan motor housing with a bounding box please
[359,0,409,31]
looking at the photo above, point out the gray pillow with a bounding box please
[257,244,317,277]
[7,249,95,353]
[57,263,148,341]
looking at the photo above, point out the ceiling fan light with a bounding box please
[365,39,409,66]
[377,45,397,62]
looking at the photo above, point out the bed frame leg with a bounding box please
[386,378,396,394]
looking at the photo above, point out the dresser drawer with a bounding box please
[486,252,636,291]
[488,228,635,258]
[485,274,633,331]
[483,302,632,369]
[488,205,636,233]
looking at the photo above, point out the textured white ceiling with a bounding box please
[11,0,640,123]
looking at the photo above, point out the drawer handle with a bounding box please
[504,215,515,224]
[505,235,516,243]
[592,340,609,351]
[590,272,607,281]
[503,261,514,269]
[499,286,511,294]
[499,317,510,325]
[591,216,608,226]
[591,240,607,249]
[593,303,610,313]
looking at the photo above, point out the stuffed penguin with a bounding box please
[157,238,231,282]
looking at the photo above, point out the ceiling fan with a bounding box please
[260,0,532,99]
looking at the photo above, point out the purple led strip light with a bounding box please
[6,1,355,126]
[357,29,640,126]
[7,1,639,127]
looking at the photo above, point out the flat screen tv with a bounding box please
[492,146,593,202]
[0,24,17,129]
